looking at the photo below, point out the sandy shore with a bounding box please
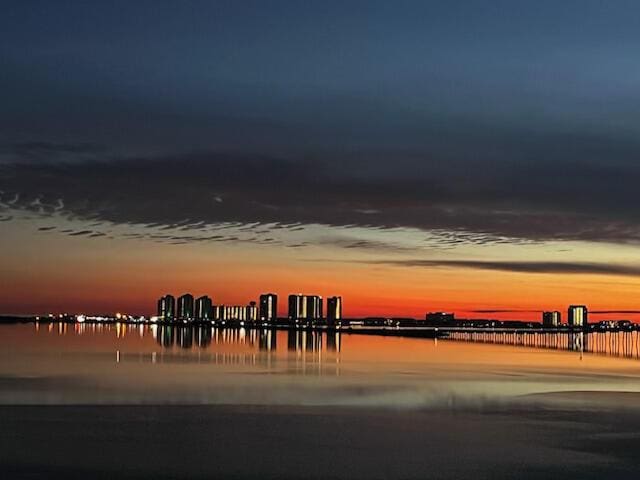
[1,400,639,479]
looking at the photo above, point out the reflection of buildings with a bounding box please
[568,305,588,328]
[195,296,213,321]
[258,329,277,351]
[157,325,175,347]
[156,325,212,348]
[194,327,212,347]
[286,330,327,353]
[288,294,323,322]
[260,294,278,323]
[288,328,299,351]
[326,296,342,324]
[326,331,341,352]
[568,331,587,352]
[176,327,193,348]
[157,295,176,321]
[177,294,194,321]
[542,311,561,328]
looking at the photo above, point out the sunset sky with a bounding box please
[3,1,640,319]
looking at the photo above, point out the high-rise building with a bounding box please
[288,294,322,322]
[246,301,258,322]
[327,296,342,324]
[542,311,561,328]
[288,294,307,320]
[157,294,175,321]
[211,303,259,322]
[259,293,278,323]
[177,293,194,321]
[195,295,213,321]
[425,312,455,325]
[568,305,588,328]
[306,295,323,321]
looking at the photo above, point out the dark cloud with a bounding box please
[2,0,640,253]
[318,236,419,253]
[591,310,640,315]
[2,143,640,246]
[471,309,542,314]
[357,260,640,277]
[0,141,106,165]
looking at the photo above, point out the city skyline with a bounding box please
[5,288,639,324]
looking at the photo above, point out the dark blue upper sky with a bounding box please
[2,0,640,245]
[3,0,640,153]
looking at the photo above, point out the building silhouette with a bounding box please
[246,301,258,322]
[425,312,455,326]
[157,294,176,321]
[177,294,194,321]
[568,305,588,328]
[195,295,213,321]
[288,294,307,320]
[306,295,323,321]
[327,296,342,324]
[212,303,258,322]
[259,293,278,323]
[288,294,323,322]
[542,311,561,328]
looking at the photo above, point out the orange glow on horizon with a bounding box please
[3,227,640,322]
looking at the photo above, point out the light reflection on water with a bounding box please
[2,322,640,407]
[445,329,640,359]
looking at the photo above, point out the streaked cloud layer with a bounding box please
[355,260,640,277]
[3,146,640,247]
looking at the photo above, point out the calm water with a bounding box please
[2,322,640,406]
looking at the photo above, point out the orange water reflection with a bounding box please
[2,323,640,406]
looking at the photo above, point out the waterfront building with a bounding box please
[288,294,307,320]
[288,294,323,321]
[211,303,258,322]
[195,295,213,321]
[259,293,278,323]
[306,295,323,321]
[425,312,455,325]
[246,301,258,322]
[568,305,588,328]
[156,294,176,321]
[542,311,561,328]
[177,294,194,321]
[326,296,342,324]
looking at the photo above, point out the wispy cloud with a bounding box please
[591,310,640,314]
[471,309,542,314]
[3,148,640,247]
[357,260,640,277]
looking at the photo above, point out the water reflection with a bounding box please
[149,325,339,357]
[258,329,276,351]
[445,329,640,359]
[26,321,640,361]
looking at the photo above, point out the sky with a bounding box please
[2,0,640,319]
